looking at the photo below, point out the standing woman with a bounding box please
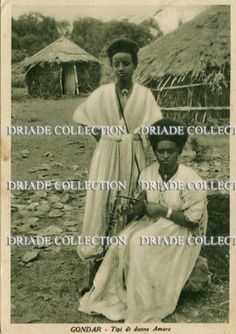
[73,38,162,260]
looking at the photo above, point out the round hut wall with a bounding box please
[25,61,100,98]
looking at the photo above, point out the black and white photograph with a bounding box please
[1,0,235,333]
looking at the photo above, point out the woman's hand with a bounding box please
[116,203,133,216]
[146,202,167,218]
[127,200,146,222]
[132,200,146,217]
[92,129,101,142]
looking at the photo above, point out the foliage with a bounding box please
[75,62,101,94]
[12,63,26,88]
[71,18,157,57]
[140,17,164,37]
[12,13,160,62]
[12,78,25,88]
[11,88,29,101]
[103,19,155,51]
[12,48,27,63]
[71,17,105,56]
[99,57,115,85]
[203,70,228,96]
[25,63,62,98]
[12,12,69,62]
[56,20,70,37]
[190,137,207,162]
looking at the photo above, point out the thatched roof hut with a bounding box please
[24,37,101,98]
[136,6,230,123]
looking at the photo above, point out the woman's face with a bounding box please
[112,52,135,83]
[154,140,179,171]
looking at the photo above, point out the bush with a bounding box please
[11,88,29,101]
[12,62,26,88]
[12,78,26,88]
[12,49,26,63]
[190,137,207,162]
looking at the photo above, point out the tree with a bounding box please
[71,17,157,57]
[103,19,156,49]
[12,12,61,60]
[56,20,70,37]
[12,12,162,63]
[71,17,105,56]
[140,17,163,38]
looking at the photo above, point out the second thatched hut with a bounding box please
[24,37,101,98]
[136,5,230,123]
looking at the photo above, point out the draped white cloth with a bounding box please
[73,82,162,259]
[79,163,208,322]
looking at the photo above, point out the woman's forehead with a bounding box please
[156,140,178,149]
[112,52,133,61]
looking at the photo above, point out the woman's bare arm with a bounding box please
[146,202,199,229]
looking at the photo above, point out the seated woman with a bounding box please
[78,119,208,323]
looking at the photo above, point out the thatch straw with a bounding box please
[24,37,99,71]
[135,6,230,85]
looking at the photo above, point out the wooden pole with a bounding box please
[160,106,230,112]
[151,81,230,92]
[73,62,79,96]
[59,64,63,96]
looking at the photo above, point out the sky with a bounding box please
[12,4,208,35]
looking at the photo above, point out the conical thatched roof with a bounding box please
[136,5,230,86]
[24,37,99,70]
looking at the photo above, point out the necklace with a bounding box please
[116,83,133,103]
[159,164,179,182]
[120,89,129,98]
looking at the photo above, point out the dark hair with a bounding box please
[106,38,139,68]
[148,119,189,154]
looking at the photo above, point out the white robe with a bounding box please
[73,82,162,259]
[78,163,208,322]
